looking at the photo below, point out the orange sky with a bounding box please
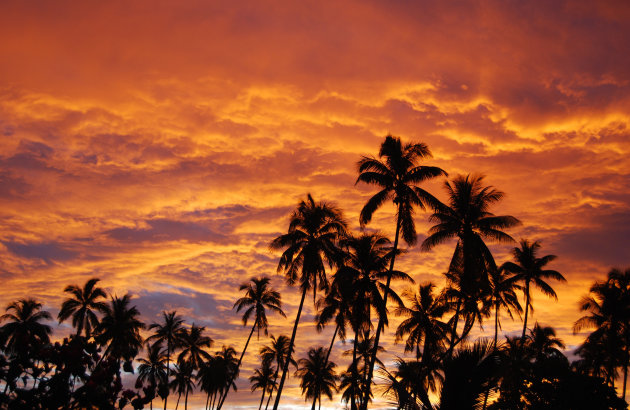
[1,1,629,408]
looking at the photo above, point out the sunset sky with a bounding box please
[1,0,629,408]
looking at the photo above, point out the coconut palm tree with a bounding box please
[178,324,213,371]
[489,266,522,347]
[422,174,520,354]
[250,361,277,410]
[0,298,52,358]
[213,346,239,409]
[260,335,296,410]
[574,268,630,395]
[356,135,446,408]
[137,342,168,409]
[146,311,186,410]
[216,276,285,409]
[170,361,194,410]
[296,346,338,410]
[58,278,108,338]
[502,239,565,341]
[95,294,145,365]
[528,323,565,362]
[269,193,347,409]
[394,282,449,407]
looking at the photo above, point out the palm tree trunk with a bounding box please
[623,352,629,401]
[482,303,501,410]
[205,392,210,410]
[175,392,181,410]
[521,281,531,343]
[351,329,359,410]
[217,323,257,410]
[272,286,308,410]
[265,367,280,410]
[258,387,266,410]
[185,385,189,410]
[360,208,402,410]
[164,341,171,410]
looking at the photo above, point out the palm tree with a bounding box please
[394,282,449,407]
[260,335,296,410]
[502,239,565,341]
[574,268,630,396]
[269,193,347,409]
[0,298,52,357]
[528,323,565,362]
[137,342,168,409]
[170,362,195,410]
[296,347,338,410]
[57,278,108,338]
[356,135,446,408]
[95,294,145,364]
[213,346,239,409]
[216,276,285,409]
[422,174,520,354]
[489,266,522,347]
[146,311,186,410]
[250,361,277,410]
[178,324,213,371]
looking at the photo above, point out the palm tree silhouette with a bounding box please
[269,193,347,409]
[216,276,285,409]
[95,294,145,365]
[355,135,446,408]
[260,335,296,410]
[422,174,520,354]
[574,268,630,396]
[137,342,168,409]
[57,278,108,338]
[213,345,239,409]
[503,239,565,341]
[489,266,522,347]
[178,324,213,372]
[146,311,186,410]
[0,298,52,358]
[296,346,338,410]
[250,361,276,410]
[394,282,449,407]
[169,361,194,410]
[528,323,565,361]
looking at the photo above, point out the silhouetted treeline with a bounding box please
[1,136,628,409]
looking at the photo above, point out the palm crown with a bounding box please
[58,277,108,338]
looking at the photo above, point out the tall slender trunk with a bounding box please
[264,369,279,410]
[175,392,181,410]
[623,352,629,401]
[217,323,257,409]
[164,339,171,410]
[258,386,267,410]
[272,286,308,410]
[185,385,189,410]
[310,323,339,410]
[483,302,500,410]
[360,208,402,410]
[211,391,217,410]
[351,329,359,410]
[521,281,531,343]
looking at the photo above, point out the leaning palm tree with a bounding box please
[269,193,347,409]
[137,342,168,409]
[0,298,52,358]
[250,361,277,410]
[422,174,520,354]
[57,277,108,338]
[296,346,338,410]
[94,294,145,365]
[146,311,186,410]
[502,239,565,341]
[216,276,285,409]
[356,135,446,408]
[260,335,296,410]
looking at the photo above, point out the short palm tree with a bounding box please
[260,335,296,410]
[269,193,347,409]
[137,342,168,409]
[170,361,194,410]
[296,346,338,410]
[422,174,520,353]
[502,239,565,341]
[0,298,52,358]
[146,311,186,410]
[356,135,446,408]
[95,294,145,364]
[214,346,239,408]
[250,361,277,410]
[216,276,285,409]
[58,278,108,338]
[177,324,213,371]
